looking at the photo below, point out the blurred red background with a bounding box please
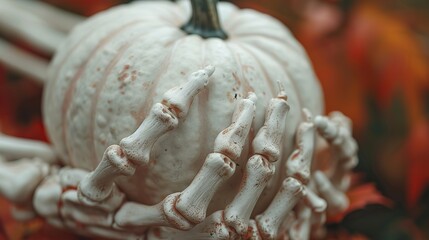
[0,0,428,239]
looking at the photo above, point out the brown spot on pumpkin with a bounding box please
[108,108,113,113]
[131,70,137,81]
[119,73,129,81]
[180,71,186,76]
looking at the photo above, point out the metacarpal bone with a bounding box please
[78,145,135,203]
[255,177,304,239]
[252,92,290,162]
[61,190,113,227]
[114,202,166,231]
[224,155,275,235]
[176,153,236,224]
[116,194,223,232]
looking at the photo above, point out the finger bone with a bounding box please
[255,177,304,239]
[286,111,316,183]
[114,202,166,230]
[302,187,327,213]
[162,65,215,118]
[176,153,236,224]
[61,190,113,227]
[120,103,178,165]
[78,145,134,203]
[253,93,290,162]
[214,92,256,160]
[224,155,275,235]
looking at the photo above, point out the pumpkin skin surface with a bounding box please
[43,0,323,214]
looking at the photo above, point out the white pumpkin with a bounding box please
[43,0,323,215]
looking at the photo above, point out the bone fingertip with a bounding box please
[302,108,313,122]
[204,65,215,77]
[247,92,257,103]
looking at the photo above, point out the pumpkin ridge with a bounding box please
[88,28,182,168]
[224,43,254,95]
[233,43,277,97]
[134,37,185,128]
[196,40,209,168]
[52,21,145,166]
[234,34,303,56]
[61,20,146,167]
[47,7,158,118]
[245,42,306,114]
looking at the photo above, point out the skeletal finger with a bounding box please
[224,93,289,234]
[120,66,215,165]
[162,65,215,118]
[175,93,256,224]
[114,192,193,231]
[314,171,349,215]
[252,91,290,162]
[255,177,305,239]
[78,145,133,205]
[314,113,358,164]
[214,92,257,160]
[224,155,275,235]
[286,109,316,184]
[289,205,312,240]
[302,187,327,213]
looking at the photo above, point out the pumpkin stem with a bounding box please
[181,0,228,39]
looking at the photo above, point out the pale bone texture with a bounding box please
[0,1,362,239]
